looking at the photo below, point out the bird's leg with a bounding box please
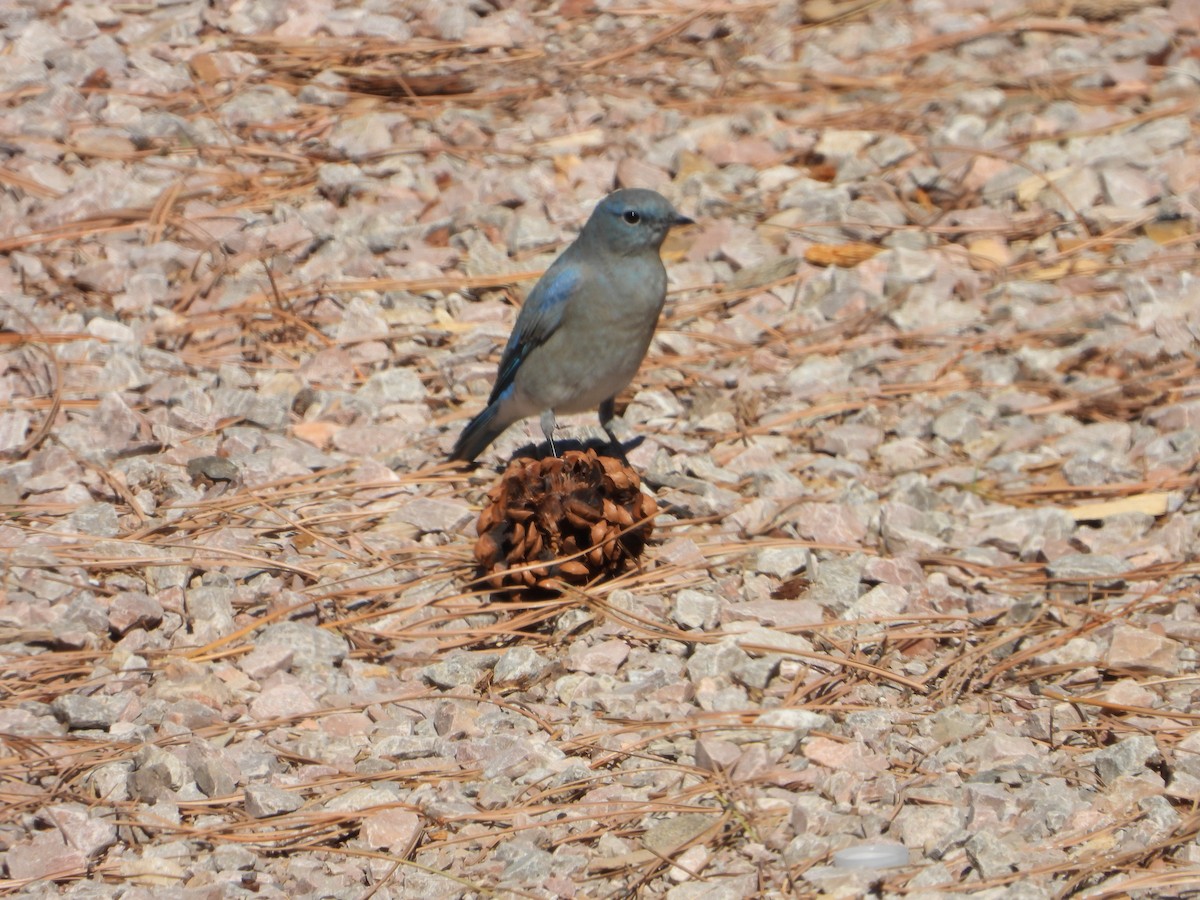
[598,397,630,463]
[540,409,558,458]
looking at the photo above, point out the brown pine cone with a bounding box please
[473,450,657,590]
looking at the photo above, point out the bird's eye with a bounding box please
[622,210,641,225]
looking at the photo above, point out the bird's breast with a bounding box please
[508,253,670,413]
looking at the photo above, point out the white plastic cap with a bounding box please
[832,842,909,869]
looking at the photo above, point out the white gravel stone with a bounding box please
[2,2,1196,894]
[244,784,303,818]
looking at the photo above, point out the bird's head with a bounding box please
[584,188,693,256]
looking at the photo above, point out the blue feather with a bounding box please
[488,264,581,404]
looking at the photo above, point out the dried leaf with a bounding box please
[966,238,1010,271]
[292,420,342,449]
[189,53,224,84]
[771,576,810,600]
[1067,492,1172,522]
[1143,218,1193,244]
[804,242,881,268]
[1029,257,1103,281]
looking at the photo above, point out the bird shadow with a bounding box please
[508,434,645,464]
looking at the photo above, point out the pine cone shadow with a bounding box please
[507,434,645,463]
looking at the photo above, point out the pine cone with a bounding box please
[474,450,657,590]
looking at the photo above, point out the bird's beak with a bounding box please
[673,214,694,227]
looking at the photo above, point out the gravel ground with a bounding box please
[2,0,1200,897]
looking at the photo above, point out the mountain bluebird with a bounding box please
[451,188,692,462]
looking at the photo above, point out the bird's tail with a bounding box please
[450,402,508,462]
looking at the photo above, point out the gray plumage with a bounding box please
[451,188,692,462]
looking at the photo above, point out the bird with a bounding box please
[451,188,692,463]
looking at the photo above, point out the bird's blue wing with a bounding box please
[487,262,581,405]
